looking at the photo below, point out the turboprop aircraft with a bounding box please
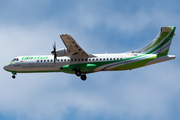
[3,26,176,81]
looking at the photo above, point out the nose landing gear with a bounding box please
[12,75,16,79]
[12,72,17,79]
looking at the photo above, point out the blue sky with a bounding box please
[0,0,180,120]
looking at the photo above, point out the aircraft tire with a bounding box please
[75,70,81,76]
[81,75,87,81]
[12,75,16,79]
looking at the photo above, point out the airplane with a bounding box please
[3,26,176,81]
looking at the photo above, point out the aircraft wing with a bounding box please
[60,34,89,57]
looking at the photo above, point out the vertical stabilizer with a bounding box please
[132,26,176,55]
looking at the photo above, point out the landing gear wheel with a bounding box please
[12,75,16,79]
[75,70,81,76]
[81,75,87,81]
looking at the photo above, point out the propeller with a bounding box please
[51,42,57,64]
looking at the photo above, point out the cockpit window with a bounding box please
[12,58,19,62]
[12,59,15,61]
[12,58,16,61]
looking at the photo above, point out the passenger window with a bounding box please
[47,60,49,62]
[44,60,46,62]
[96,59,98,61]
[37,60,39,62]
[117,58,119,60]
[110,58,112,60]
[103,58,105,61]
[92,59,95,61]
[89,59,91,61]
[100,58,102,61]
[107,58,109,61]
[57,59,59,62]
[16,58,19,61]
[121,58,122,60]
[78,59,80,61]
[64,59,66,62]
[41,60,43,62]
[85,59,87,61]
[114,58,116,60]
[75,59,77,61]
[51,60,53,62]
[82,59,84,61]
[61,59,63,62]
[71,59,73,61]
[68,59,70,61]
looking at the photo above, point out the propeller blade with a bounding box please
[52,42,57,64]
[54,53,57,64]
[54,55,56,64]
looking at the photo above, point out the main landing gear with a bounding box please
[73,68,87,81]
[12,72,17,79]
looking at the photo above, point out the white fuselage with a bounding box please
[5,53,127,72]
[3,53,175,73]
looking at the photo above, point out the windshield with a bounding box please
[12,59,16,61]
[12,58,19,62]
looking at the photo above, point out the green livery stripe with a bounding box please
[147,37,170,54]
[62,65,69,68]
[95,53,150,71]
[87,64,96,67]
[112,57,155,70]
[144,32,169,51]
[102,54,156,71]
[158,49,169,55]
[147,27,175,54]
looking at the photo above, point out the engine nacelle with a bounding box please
[56,48,74,57]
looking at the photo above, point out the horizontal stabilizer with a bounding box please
[145,55,175,66]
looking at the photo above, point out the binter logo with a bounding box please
[22,56,49,60]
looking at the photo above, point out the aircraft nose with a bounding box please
[3,65,10,71]
[3,65,7,70]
